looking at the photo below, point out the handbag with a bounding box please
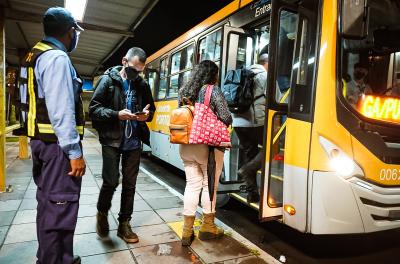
[189,85,231,146]
[169,97,194,144]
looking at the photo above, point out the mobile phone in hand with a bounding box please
[134,111,146,115]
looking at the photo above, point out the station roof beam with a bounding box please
[2,0,158,78]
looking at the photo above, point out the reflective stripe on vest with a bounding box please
[33,42,53,51]
[27,67,36,137]
[24,41,85,141]
[37,123,84,135]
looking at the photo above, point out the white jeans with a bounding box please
[179,144,224,216]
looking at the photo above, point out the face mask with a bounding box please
[125,66,140,80]
[354,70,366,81]
[68,30,80,52]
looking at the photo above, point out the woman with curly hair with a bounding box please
[178,60,232,246]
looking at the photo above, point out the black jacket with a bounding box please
[89,66,156,147]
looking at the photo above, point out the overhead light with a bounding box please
[64,0,88,21]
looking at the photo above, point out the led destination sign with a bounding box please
[360,95,400,124]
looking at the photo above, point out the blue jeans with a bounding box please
[277,75,290,93]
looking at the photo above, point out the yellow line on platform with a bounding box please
[168,219,203,239]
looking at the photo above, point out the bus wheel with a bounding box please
[216,193,230,208]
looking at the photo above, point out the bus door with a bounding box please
[216,25,255,195]
[261,0,317,231]
[218,24,268,206]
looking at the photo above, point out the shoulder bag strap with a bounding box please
[204,84,213,107]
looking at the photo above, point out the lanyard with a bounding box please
[124,80,133,110]
[123,80,136,139]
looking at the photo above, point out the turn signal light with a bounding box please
[284,204,296,215]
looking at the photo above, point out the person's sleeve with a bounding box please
[143,82,156,122]
[40,53,81,159]
[88,75,119,121]
[212,87,233,126]
[261,72,268,95]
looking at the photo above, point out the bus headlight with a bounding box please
[330,152,355,177]
[319,136,364,179]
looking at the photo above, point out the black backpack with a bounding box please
[222,67,256,113]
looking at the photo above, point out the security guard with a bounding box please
[24,7,85,264]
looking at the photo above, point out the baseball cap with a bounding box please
[43,7,84,34]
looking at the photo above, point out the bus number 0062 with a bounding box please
[379,169,400,181]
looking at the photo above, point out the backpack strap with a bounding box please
[204,85,213,107]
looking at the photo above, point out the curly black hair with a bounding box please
[179,60,219,103]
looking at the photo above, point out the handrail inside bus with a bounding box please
[273,121,286,145]
[280,88,291,104]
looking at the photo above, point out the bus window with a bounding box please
[289,16,315,117]
[148,71,158,97]
[181,45,194,70]
[171,52,181,75]
[169,75,179,98]
[199,29,222,63]
[255,25,270,58]
[276,10,298,104]
[340,1,400,125]
[157,57,168,100]
[295,19,309,86]
[226,33,254,71]
[167,44,194,98]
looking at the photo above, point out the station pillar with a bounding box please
[0,10,6,192]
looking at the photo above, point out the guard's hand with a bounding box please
[68,157,86,177]
[118,109,134,120]
[137,104,150,122]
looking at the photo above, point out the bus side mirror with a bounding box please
[340,0,369,39]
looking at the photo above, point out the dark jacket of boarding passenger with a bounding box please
[89,66,156,146]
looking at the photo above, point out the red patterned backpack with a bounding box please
[189,85,231,146]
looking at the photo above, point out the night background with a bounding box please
[103,0,234,69]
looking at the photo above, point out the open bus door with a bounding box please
[260,0,317,232]
[217,24,258,205]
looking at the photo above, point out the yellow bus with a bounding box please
[143,0,400,234]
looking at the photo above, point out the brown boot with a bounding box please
[117,221,139,243]
[181,215,195,246]
[96,211,109,238]
[198,213,224,241]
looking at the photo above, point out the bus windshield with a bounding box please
[340,0,400,125]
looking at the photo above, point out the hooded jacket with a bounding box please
[232,64,267,127]
[89,66,156,147]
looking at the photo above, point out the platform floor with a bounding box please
[0,130,277,264]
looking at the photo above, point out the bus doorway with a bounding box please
[218,21,270,210]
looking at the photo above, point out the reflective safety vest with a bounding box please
[16,41,85,142]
